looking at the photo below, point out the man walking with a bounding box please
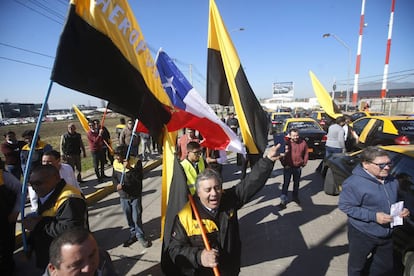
[87,120,107,183]
[279,128,308,208]
[60,123,86,183]
[339,146,410,275]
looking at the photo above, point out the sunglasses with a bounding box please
[190,150,202,155]
[370,161,393,170]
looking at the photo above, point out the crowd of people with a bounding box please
[0,111,412,275]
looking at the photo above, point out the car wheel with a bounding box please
[324,168,339,196]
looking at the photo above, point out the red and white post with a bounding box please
[380,0,396,98]
[352,0,367,106]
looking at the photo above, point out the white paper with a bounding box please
[390,201,404,228]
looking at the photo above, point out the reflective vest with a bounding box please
[180,158,205,195]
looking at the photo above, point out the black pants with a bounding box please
[91,150,106,179]
[347,223,394,276]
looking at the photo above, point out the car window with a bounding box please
[353,118,370,135]
[392,120,414,133]
[287,121,321,130]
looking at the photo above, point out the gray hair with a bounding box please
[195,168,222,192]
[360,146,390,163]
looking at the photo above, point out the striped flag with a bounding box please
[156,49,245,154]
[207,0,269,154]
[51,0,171,137]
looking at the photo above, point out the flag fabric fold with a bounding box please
[207,0,269,154]
[156,49,245,154]
[309,71,342,119]
[51,0,172,137]
[72,104,90,133]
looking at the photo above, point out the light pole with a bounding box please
[323,33,351,112]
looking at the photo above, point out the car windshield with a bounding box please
[273,114,291,121]
[392,120,414,132]
[287,121,321,130]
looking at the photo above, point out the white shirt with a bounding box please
[59,163,81,191]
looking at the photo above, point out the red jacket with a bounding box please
[87,130,103,152]
[281,139,308,168]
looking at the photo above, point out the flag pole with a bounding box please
[120,119,139,185]
[187,194,220,276]
[20,80,54,253]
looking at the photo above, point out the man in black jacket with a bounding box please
[112,145,150,248]
[22,164,89,269]
[166,144,281,275]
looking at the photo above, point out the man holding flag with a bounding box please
[164,144,281,275]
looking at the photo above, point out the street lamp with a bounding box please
[230,27,245,33]
[322,33,351,112]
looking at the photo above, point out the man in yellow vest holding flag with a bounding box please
[22,164,88,270]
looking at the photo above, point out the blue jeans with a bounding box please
[347,223,394,276]
[325,146,343,158]
[281,166,302,201]
[120,197,144,239]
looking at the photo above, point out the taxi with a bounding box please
[278,117,327,158]
[350,111,385,121]
[269,112,293,133]
[352,116,414,148]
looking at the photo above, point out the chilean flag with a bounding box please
[156,49,245,154]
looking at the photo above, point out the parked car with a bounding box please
[350,111,385,121]
[279,117,327,158]
[352,116,414,148]
[270,112,293,133]
[322,145,414,274]
[309,111,334,131]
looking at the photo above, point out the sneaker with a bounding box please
[123,236,137,247]
[279,202,287,210]
[97,178,104,183]
[138,237,150,248]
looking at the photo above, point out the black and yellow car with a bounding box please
[309,110,335,131]
[278,117,327,158]
[322,145,414,274]
[352,116,414,148]
[350,111,385,122]
[269,112,292,133]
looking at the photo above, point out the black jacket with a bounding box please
[112,158,143,198]
[30,180,88,269]
[167,156,275,276]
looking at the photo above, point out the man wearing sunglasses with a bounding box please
[339,146,410,275]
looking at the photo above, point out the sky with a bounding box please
[0,0,413,109]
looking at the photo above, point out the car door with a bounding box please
[353,118,372,148]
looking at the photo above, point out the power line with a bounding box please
[0,56,51,70]
[14,0,64,25]
[0,42,55,59]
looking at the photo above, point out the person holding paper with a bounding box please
[339,146,410,276]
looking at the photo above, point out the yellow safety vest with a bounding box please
[180,159,205,195]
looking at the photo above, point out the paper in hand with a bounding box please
[390,201,404,228]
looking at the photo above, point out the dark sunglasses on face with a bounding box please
[191,150,202,155]
[370,161,393,170]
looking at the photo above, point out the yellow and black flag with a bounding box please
[51,0,171,137]
[207,0,269,154]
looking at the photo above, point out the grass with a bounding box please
[0,114,123,173]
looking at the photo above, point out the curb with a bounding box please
[15,158,162,250]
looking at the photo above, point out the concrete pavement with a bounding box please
[14,153,349,276]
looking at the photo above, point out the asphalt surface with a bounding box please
[14,153,349,276]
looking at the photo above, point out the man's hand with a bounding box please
[266,144,282,161]
[200,248,219,268]
[376,212,393,224]
[400,208,410,218]
[116,184,123,191]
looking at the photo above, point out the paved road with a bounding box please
[14,153,349,276]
